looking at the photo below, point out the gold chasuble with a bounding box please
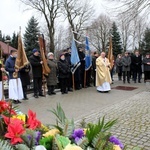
[96,56,112,87]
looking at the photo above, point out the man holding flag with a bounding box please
[5,30,29,104]
[71,39,81,90]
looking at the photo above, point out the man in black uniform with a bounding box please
[29,49,44,98]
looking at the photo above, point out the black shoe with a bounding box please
[138,81,141,83]
[62,92,65,94]
[51,92,56,95]
[17,100,22,103]
[64,91,68,94]
[23,97,28,100]
[34,95,39,98]
[13,100,18,104]
[39,94,45,97]
[128,81,130,84]
[68,88,73,92]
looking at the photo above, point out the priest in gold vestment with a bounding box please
[96,52,112,92]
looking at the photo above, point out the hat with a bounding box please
[146,52,150,55]
[32,49,39,53]
[47,52,54,57]
[59,53,65,58]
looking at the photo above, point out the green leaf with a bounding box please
[0,139,14,150]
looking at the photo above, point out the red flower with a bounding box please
[2,115,24,126]
[5,119,25,145]
[27,110,41,130]
[0,101,9,114]
[0,101,17,115]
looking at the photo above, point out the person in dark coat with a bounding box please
[78,47,85,88]
[121,52,131,84]
[92,51,99,86]
[20,64,31,100]
[64,48,73,91]
[57,53,70,94]
[5,50,23,103]
[116,54,123,81]
[132,50,142,83]
[46,52,57,95]
[29,49,44,98]
[142,53,150,82]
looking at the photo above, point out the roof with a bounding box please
[0,41,17,55]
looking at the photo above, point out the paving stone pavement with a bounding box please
[75,91,150,150]
[18,76,150,150]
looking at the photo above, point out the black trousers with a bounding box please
[133,70,142,82]
[22,85,28,98]
[59,78,68,93]
[93,70,96,86]
[123,71,130,82]
[47,85,55,94]
[33,77,43,96]
[144,71,150,81]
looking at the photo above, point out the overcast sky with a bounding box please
[0,0,113,36]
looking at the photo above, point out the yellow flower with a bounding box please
[113,145,122,150]
[12,114,26,122]
[41,124,49,132]
[83,128,87,135]
[43,129,60,137]
[64,144,83,150]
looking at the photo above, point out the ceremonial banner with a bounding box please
[85,36,92,71]
[107,37,114,69]
[38,35,50,76]
[71,39,81,74]
[15,32,29,69]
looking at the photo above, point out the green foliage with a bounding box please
[20,129,37,149]
[49,103,75,137]
[140,27,150,55]
[10,32,18,49]
[0,139,14,150]
[15,144,30,150]
[54,135,70,150]
[92,132,114,150]
[39,136,53,150]
[86,116,117,144]
[110,22,122,57]
[24,16,39,58]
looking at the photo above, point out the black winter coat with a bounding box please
[29,55,43,78]
[20,64,31,86]
[78,51,85,72]
[57,59,70,79]
[143,57,150,71]
[131,55,142,72]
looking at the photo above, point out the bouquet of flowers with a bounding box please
[0,101,139,150]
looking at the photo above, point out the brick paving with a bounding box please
[75,91,150,150]
[18,76,150,150]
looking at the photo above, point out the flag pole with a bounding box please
[72,73,75,91]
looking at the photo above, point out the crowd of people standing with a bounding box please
[0,48,150,104]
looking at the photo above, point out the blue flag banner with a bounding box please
[71,39,81,74]
[85,36,92,70]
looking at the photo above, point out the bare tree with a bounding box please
[61,0,94,41]
[107,0,150,19]
[88,14,112,52]
[20,0,60,52]
[117,14,132,51]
